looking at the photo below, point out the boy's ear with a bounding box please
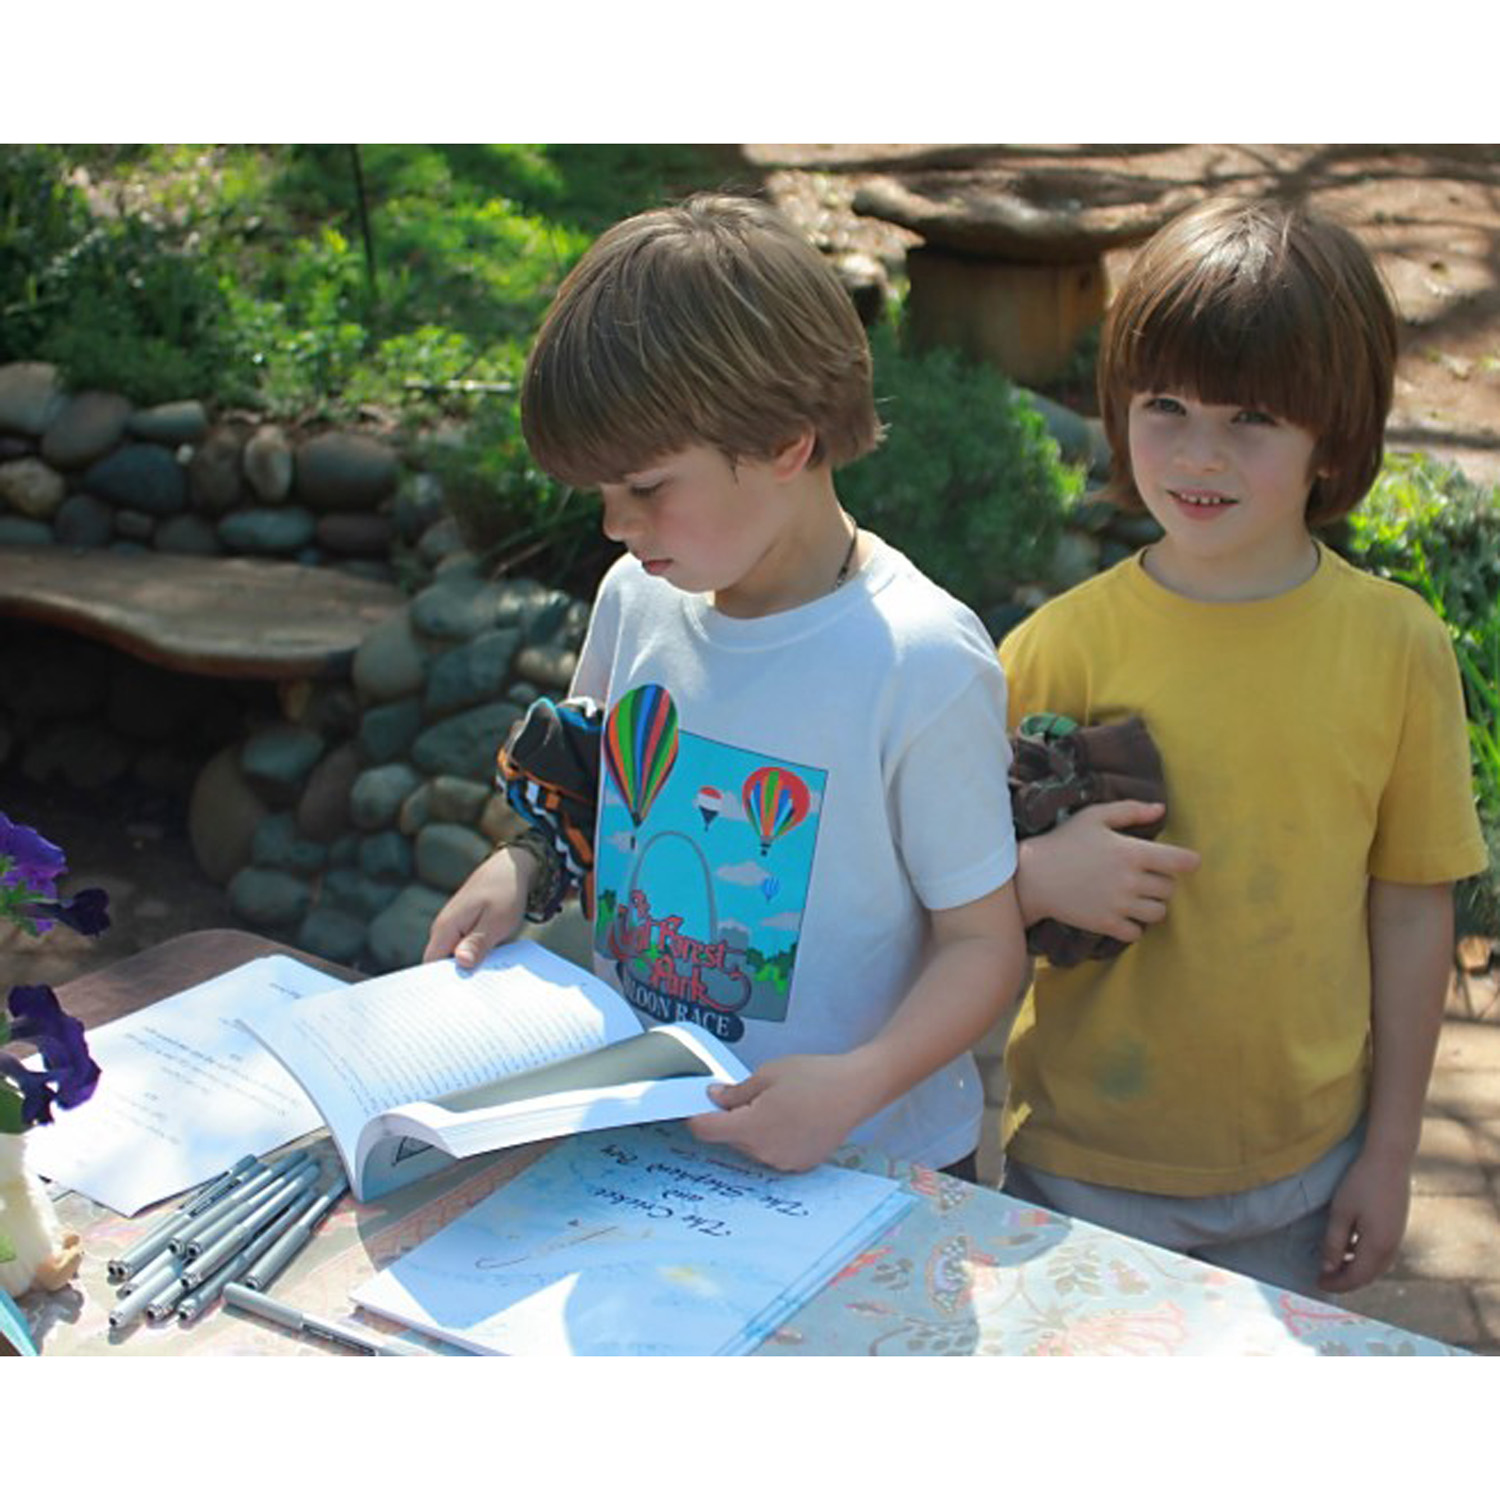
[770,427,818,479]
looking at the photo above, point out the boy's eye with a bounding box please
[1233,408,1278,426]
[1140,395,1185,415]
[626,480,663,499]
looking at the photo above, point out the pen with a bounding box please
[176,1190,317,1322]
[177,1149,311,1258]
[110,1258,186,1331]
[223,1283,420,1356]
[109,1153,265,1280]
[181,1163,319,1290]
[242,1171,348,1292]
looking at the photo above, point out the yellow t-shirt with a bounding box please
[998,544,1487,1195]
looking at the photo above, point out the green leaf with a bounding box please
[0,1082,24,1135]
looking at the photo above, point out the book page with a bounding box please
[24,956,340,1216]
[241,941,645,1178]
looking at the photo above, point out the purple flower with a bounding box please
[0,813,66,897]
[24,886,111,937]
[2,984,101,1127]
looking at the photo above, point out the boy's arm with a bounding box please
[687,881,1028,1173]
[1017,802,1201,939]
[1317,878,1454,1293]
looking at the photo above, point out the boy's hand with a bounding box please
[422,846,537,969]
[1317,1145,1413,1293]
[687,1053,879,1173]
[1018,800,1201,942]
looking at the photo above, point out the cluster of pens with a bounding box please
[107,1149,346,1331]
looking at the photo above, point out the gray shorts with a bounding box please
[1002,1123,1365,1297]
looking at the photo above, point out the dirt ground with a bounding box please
[5,143,1500,995]
[749,143,1500,485]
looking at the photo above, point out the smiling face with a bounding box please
[1127,391,1323,600]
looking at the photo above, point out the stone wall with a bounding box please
[0,358,590,974]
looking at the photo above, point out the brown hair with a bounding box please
[1097,198,1398,525]
[521,193,882,486]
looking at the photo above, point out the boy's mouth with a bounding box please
[1169,488,1238,509]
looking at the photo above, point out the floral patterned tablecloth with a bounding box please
[25,1134,1456,1358]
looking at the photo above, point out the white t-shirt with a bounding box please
[571,535,1017,1166]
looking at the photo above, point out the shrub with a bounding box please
[2,147,257,406]
[839,323,1085,612]
[1338,452,1500,936]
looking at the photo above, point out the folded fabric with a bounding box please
[1008,712,1167,966]
[495,696,603,916]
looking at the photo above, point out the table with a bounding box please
[18,931,1461,1356]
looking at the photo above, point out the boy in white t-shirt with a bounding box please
[425,193,1027,1177]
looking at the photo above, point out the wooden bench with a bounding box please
[0,545,406,681]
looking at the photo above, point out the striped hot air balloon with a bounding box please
[603,684,679,841]
[741,765,810,856]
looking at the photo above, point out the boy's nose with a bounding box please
[600,490,641,543]
[1177,418,1225,470]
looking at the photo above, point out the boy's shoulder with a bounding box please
[1320,545,1454,639]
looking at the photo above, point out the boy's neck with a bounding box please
[1141,532,1321,603]
[713,470,868,619]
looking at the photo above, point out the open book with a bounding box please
[240,941,749,1202]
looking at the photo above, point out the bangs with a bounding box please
[1121,259,1338,434]
[522,314,701,489]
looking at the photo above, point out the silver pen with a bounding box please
[176,1190,317,1322]
[242,1171,348,1292]
[223,1283,421,1356]
[175,1150,311,1257]
[110,1258,185,1331]
[182,1163,319,1290]
[109,1153,263,1280]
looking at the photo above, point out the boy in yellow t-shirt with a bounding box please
[1002,198,1487,1296]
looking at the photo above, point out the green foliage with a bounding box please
[0,145,731,419]
[1339,452,1500,934]
[412,393,609,597]
[840,324,1085,611]
[2,147,257,406]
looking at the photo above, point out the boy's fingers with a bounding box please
[1320,1208,1357,1281]
[1093,799,1167,830]
[705,1076,765,1111]
[453,934,489,969]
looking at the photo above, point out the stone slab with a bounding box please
[1413,1115,1489,1197]
[1338,1277,1481,1350]
[1391,1192,1500,1282]
[0,543,405,679]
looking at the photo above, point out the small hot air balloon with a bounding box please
[741,765,810,857]
[760,875,781,903]
[604,684,679,844]
[695,786,724,831]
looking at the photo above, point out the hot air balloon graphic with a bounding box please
[760,875,781,904]
[604,684,679,846]
[741,765,811,857]
[695,786,724,831]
